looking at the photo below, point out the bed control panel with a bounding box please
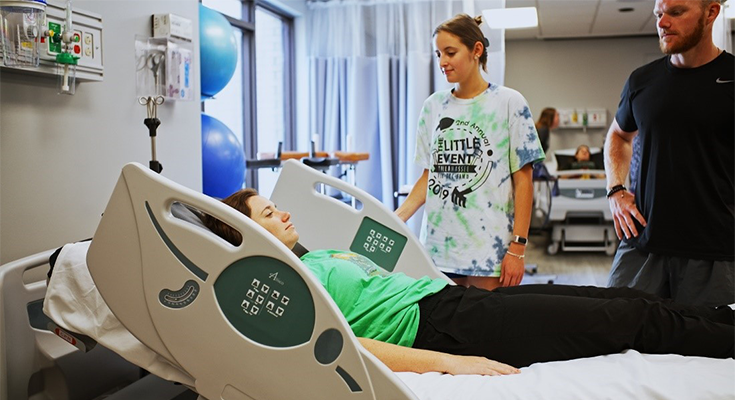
[214,256,315,348]
[349,217,407,272]
[241,278,290,318]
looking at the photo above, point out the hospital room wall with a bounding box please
[505,36,661,160]
[0,1,202,264]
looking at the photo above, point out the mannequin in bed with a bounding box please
[203,189,735,376]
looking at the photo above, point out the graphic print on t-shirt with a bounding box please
[431,117,496,208]
[330,252,390,277]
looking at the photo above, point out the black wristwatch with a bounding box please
[606,185,627,198]
[512,235,528,245]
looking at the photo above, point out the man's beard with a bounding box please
[659,13,706,54]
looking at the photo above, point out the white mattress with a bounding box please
[397,351,735,400]
[45,242,735,400]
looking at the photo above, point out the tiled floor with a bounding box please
[522,232,616,287]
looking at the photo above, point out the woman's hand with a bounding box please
[500,252,524,287]
[357,337,520,376]
[443,354,521,376]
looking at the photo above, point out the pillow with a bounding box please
[556,152,603,170]
[171,202,209,231]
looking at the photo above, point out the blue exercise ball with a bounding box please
[199,4,238,99]
[202,113,246,198]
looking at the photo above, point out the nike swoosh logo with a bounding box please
[716,78,734,83]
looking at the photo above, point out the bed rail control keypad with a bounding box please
[241,278,290,318]
[215,256,315,347]
[350,217,407,272]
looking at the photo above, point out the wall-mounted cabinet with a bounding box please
[558,108,607,129]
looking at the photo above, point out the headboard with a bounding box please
[86,162,418,400]
[554,148,604,171]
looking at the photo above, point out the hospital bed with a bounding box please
[1,160,734,400]
[544,147,617,256]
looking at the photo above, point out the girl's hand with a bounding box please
[443,354,521,376]
[500,253,524,287]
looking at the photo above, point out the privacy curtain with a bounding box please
[306,0,505,219]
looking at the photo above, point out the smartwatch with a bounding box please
[512,235,528,246]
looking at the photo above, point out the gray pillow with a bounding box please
[171,202,209,231]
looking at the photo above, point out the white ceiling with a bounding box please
[505,0,659,40]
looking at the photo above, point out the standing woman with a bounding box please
[535,107,559,153]
[395,14,545,291]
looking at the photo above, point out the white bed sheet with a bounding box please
[397,351,735,400]
[45,242,735,400]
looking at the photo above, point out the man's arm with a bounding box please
[604,118,647,239]
[356,337,520,376]
[395,169,429,222]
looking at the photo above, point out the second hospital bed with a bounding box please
[2,160,734,400]
[536,147,617,255]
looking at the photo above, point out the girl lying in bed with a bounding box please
[202,189,734,377]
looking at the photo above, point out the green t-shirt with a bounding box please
[301,249,448,347]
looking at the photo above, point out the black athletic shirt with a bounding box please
[615,51,734,261]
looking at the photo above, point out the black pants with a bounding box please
[412,284,734,368]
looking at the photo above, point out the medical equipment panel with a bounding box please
[214,256,315,348]
[0,0,103,81]
[350,217,407,273]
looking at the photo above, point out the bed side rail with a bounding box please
[87,162,417,400]
[271,160,451,283]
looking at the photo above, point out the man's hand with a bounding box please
[608,190,647,239]
[499,253,524,287]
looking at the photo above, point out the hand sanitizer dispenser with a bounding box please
[0,0,46,67]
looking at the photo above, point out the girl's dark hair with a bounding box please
[535,107,558,129]
[202,188,259,246]
[434,13,488,72]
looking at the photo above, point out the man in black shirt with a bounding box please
[604,0,734,306]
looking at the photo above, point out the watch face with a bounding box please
[514,236,527,244]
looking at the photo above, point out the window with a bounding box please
[201,0,295,197]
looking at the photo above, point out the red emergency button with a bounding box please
[73,44,81,54]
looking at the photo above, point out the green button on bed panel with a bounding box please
[214,256,315,348]
[349,217,407,272]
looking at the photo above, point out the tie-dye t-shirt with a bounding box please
[414,84,544,276]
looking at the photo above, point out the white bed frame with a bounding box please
[1,161,733,400]
[545,147,617,255]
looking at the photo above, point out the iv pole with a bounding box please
[139,95,165,173]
